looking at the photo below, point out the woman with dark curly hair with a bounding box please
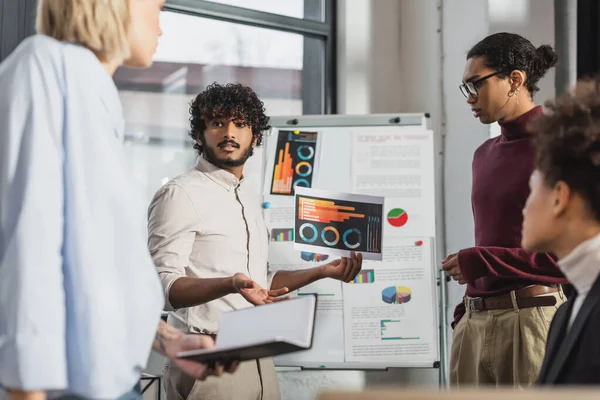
[148,82,362,400]
[523,79,600,385]
[443,33,568,387]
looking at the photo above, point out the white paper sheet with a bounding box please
[275,310,345,364]
[351,129,436,237]
[342,237,437,364]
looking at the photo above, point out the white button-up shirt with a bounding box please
[148,156,274,334]
[558,233,600,330]
[0,35,164,399]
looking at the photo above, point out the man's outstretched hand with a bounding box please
[321,251,363,283]
[233,273,291,305]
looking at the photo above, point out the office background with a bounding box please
[0,0,594,398]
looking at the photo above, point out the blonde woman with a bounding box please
[0,1,235,400]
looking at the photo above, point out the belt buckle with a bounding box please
[469,297,484,312]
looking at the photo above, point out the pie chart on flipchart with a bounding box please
[387,208,408,227]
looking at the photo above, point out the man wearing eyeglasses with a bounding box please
[442,33,569,387]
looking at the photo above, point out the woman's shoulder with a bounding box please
[9,35,93,69]
[0,35,65,90]
[1,35,66,79]
[3,35,103,88]
[14,34,65,59]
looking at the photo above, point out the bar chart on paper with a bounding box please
[272,142,294,194]
[271,228,294,242]
[351,269,375,284]
[380,319,420,340]
[294,189,384,259]
[298,197,366,224]
[270,130,318,195]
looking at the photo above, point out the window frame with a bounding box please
[164,0,337,114]
[0,0,37,63]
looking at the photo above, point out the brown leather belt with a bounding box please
[465,285,559,312]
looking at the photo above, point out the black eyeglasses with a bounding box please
[459,72,500,98]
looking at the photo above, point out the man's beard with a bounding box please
[202,142,254,169]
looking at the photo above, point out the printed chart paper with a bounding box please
[351,129,435,237]
[269,130,319,196]
[294,187,385,260]
[342,237,437,364]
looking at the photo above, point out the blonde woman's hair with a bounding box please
[36,0,131,62]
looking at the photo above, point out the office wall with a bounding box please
[0,1,559,399]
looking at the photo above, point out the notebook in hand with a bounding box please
[176,294,317,364]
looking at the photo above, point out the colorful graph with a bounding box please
[381,285,412,304]
[270,130,317,196]
[350,269,374,284]
[271,228,294,242]
[300,252,329,262]
[272,142,294,194]
[298,197,365,223]
[299,223,319,243]
[295,194,383,254]
[387,208,408,227]
[367,217,380,253]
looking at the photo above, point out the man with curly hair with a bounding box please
[521,79,600,384]
[147,83,363,400]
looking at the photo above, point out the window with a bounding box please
[205,0,307,20]
[114,0,336,205]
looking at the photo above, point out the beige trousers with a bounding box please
[450,291,564,387]
[164,358,281,400]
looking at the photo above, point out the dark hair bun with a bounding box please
[536,44,559,71]
[467,33,558,96]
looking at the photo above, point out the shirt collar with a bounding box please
[558,233,600,297]
[498,105,543,140]
[195,156,243,191]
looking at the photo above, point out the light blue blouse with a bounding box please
[0,35,164,399]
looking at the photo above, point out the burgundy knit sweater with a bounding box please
[452,106,567,327]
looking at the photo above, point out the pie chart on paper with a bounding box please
[381,285,412,304]
[387,208,408,227]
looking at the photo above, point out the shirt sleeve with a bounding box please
[147,183,199,311]
[266,264,277,290]
[458,246,566,284]
[0,42,67,390]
